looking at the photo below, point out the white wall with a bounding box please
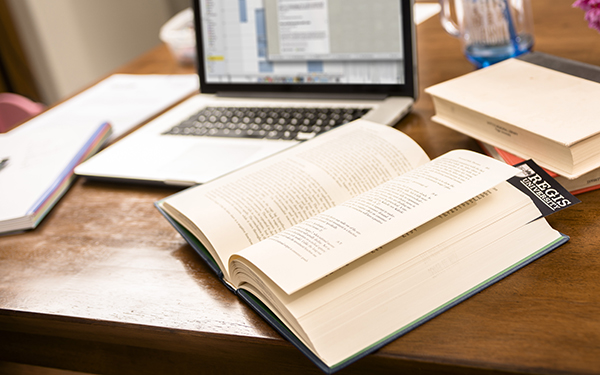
[6,0,187,104]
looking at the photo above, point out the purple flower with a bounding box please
[585,7,600,32]
[573,0,600,32]
[573,0,600,11]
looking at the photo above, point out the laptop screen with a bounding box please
[194,0,416,97]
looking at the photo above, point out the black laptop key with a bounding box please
[163,106,371,140]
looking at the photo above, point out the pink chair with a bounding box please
[0,92,45,133]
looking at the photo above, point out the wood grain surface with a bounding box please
[1,1,600,374]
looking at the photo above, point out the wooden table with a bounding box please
[2,1,600,374]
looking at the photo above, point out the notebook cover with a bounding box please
[1,121,112,235]
[31,122,113,224]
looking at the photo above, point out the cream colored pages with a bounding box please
[232,183,553,366]
[162,120,431,278]
[425,59,600,146]
[311,217,559,366]
[233,150,518,294]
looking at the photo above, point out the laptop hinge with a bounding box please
[215,92,388,101]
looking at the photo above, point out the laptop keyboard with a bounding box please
[162,106,372,141]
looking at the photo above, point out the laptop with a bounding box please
[76,0,418,186]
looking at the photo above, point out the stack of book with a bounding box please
[425,51,600,195]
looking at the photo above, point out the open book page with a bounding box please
[297,187,551,365]
[232,183,560,366]
[232,150,519,294]
[160,120,430,278]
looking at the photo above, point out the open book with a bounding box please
[156,120,569,373]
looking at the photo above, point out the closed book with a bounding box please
[425,52,600,180]
[478,141,600,195]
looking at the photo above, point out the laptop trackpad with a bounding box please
[158,143,263,184]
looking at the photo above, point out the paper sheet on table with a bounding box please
[11,74,199,142]
[414,2,441,25]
